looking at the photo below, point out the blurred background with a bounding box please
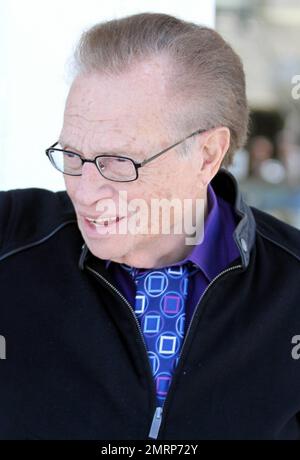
[1,0,300,228]
[216,0,300,228]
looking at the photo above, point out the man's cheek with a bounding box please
[64,178,75,197]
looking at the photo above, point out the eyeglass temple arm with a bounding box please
[139,128,207,167]
[46,142,59,151]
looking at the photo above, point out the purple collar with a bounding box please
[179,183,239,281]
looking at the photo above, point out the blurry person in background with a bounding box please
[248,135,286,184]
[277,130,300,187]
[0,13,300,440]
[248,135,274,178]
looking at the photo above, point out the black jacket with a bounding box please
[0,169,300,440]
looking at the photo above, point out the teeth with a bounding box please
[86,216,120,226]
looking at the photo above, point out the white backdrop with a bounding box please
[0,0,215,191]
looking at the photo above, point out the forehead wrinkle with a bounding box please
[59,129,141,159]
[62,112,145,148]
[64,113,115,124]
[62,114,135,145]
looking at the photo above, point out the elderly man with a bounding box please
[0,13,300,440]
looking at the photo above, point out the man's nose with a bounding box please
[73,161,114,206]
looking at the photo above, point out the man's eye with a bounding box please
[64,153,81,169]
[66,153,78,161]
[115,158,128,162]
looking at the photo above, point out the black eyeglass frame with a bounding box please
[45,128,208,182]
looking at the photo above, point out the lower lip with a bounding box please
[82,216,126,237]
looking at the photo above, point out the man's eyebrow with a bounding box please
[58,140,81,152]
[58,139,143,160]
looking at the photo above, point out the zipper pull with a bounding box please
[148,406,163,439]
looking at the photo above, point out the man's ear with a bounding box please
[197,127,231,186]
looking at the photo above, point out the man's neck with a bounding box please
[110,191,209,269]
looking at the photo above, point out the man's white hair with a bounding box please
[71,12,249,166]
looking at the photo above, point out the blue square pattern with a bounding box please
[177,316,185,336]
[135,294,146,314]
[168,266,183,276]
[182,277,188,296]
[144,315,160,333]
[157,375,171,395]
[159,335,177,354]
[149,275,165,293]
[164,295,180,314]
[149,354,159,375]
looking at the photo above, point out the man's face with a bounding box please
[60,58,206,268]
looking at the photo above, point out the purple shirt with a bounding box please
[104,183,240,335]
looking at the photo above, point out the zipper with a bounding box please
[86,262,243,440]
[148,407,163,439]
[147,263,243,439]
[176,264,243,365]
[85,266,159,392]
[85,265,150,364]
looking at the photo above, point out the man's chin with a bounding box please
[84,237,129,262]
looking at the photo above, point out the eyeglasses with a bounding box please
[45,128,207,182]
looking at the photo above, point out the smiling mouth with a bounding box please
[85,216,123,227]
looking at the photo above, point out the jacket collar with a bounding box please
[211,168,256,268]
[79,168,256,271]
